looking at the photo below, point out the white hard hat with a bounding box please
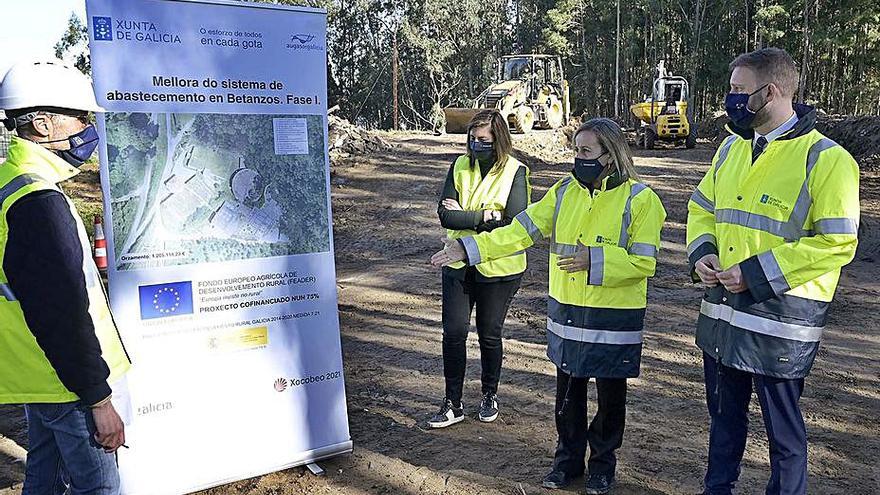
[0,59,106,114]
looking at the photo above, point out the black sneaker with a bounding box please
[585,473,615,494]
[478,392,498,422]
[541,469,574,489]
[427,398,464,428]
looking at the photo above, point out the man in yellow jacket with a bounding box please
[686,48,860,495]
[0,60,131,494]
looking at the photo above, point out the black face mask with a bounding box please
[470,139,496,163]
[572,155,607,186]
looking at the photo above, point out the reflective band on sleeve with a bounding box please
[690,188,715,213]
[515,211,543,242]
[806,138,838,175]
[551,242,579,257]
[547,318,643,345]
[813,217,859,235]
[628,242,657,257]
[757,250,791,294]
[551,177,573,244]
[0,283,17,302]
[787,138,839,238]
[459,236,482,265]
[619,183,648,248]
[700,300,824,342]
[687,233,717,256]
[588,246,604,285]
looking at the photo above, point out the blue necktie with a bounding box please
[752,136,768,163]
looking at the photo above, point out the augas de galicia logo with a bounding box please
[290,34,315,44]
[286,33,324,51]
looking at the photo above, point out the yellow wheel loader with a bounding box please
[630,61,697,149]
[443,55,571,134]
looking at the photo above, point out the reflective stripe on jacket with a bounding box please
[461,173,666,378]
[686,106,860,378]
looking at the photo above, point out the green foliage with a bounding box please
[57,0,880,125]
[72,197,103,239]
[54,12,90,74]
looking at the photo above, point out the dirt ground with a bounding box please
[1,130,878,494]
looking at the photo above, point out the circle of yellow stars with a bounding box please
[153,287,181,314]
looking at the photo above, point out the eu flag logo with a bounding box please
[138,281,194,320]
[92,17,113,41]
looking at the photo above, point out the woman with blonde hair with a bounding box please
[432,118,666,494]
[428,109,531,428]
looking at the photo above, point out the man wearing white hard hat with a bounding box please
[0,60,130,494]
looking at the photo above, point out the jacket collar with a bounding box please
[3,136,81,183]
[571,171,628,192]
[726,103,816,141]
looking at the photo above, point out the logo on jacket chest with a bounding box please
[759,194,790,212]
[595,235,617,246]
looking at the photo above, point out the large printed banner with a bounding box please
[85,1,351,493]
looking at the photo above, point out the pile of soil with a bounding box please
[329,114,393,157]
[816,115,880,170]
[697,111,880,170]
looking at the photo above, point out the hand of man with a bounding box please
[91,400,125,453]
[430,238,467,267]
[482,210,502,222]
[695,254,721,287]
[557,240,590,273]
[442,199,463,211]
[717,263,748,293]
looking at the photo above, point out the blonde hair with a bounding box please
[572,118,640,181]
[466,109,513,171]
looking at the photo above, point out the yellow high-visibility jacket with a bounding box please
[0,137,130,404]
[446,154,530,277]
[686,106,860,378]
[460,173,666,378]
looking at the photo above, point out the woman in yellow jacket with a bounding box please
[428,109,531,428]
[432,118,666,494]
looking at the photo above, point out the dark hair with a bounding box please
[466,109,513,170]
[729,47,799,98]
[572,118,640,181]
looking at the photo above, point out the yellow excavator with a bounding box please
[630,61,696,149]
[444,54,570,134]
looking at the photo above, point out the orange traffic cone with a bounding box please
[94,215,108,272]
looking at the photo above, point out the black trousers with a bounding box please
[441,269,521,404]
[552,367,628,478]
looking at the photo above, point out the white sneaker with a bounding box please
[427,398,464,428]
[478,393,499,422]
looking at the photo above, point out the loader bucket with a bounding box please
[629,102,662,124]
[443,108,480,134]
